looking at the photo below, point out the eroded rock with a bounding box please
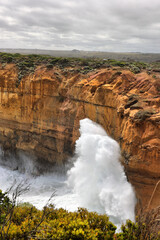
[0,64,159,212]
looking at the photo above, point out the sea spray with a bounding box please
[0,118,136,229]
[67,118,136,227]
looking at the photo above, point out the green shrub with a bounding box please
[0,190,11,224]
[1,188,160,239]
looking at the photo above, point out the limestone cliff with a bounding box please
[0,62,159,211]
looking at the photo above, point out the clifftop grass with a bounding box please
[0,51,159,87]
[0,51,159,72]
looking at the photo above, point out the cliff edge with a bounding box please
[0,59,159,211]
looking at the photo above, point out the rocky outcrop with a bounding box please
[0,63,159,211]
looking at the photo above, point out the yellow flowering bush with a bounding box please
[1,189,160,239]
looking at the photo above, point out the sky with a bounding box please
[0,0,160,53]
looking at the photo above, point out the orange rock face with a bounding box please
[0,63,159,211]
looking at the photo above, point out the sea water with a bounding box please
[0,118,136,229]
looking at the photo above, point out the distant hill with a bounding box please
[0,48,160,63]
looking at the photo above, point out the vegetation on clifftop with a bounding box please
[0,52,160,87]
[0,189,160,240]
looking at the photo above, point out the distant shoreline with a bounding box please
[0,48,160,63]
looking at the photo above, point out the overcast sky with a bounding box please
[0,0,160,53]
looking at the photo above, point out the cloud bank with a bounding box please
[0,0,160,52]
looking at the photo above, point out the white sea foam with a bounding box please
[0,118,136,230]
[67,118,136,227]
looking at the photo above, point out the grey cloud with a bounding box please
[0,0,159,52]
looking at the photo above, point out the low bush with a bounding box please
[1,188,160,239]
